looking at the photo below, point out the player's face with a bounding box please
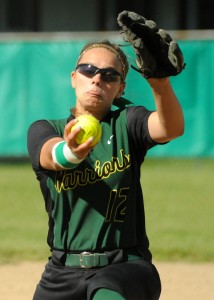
[71,47,125,116]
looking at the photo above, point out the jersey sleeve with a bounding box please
[126,106,159,162]
[27,120,60,170]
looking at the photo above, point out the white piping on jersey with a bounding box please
[107,135,114,145]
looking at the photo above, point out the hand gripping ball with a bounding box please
[71,115,102,146]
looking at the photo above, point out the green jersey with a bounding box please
[28,106,160,261]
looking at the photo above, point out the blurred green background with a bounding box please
[0,39,214,158]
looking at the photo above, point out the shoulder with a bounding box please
[103,106,152,126]
[126,106,153,123]
[28,117,70,136]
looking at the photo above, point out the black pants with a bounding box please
[33,251,161,300]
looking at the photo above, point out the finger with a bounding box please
[64,119,79,143]
[71,138,94,159]
[64,119,78,136]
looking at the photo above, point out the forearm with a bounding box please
[147,78,184,142]
[40,119,94,170]
[40,137,65,170]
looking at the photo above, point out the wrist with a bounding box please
[147,77,169,87]
[148,78,173,95]
[52,141,83,169]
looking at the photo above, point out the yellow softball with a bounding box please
[71,115,102,146]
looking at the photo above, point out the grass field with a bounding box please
[0,159,213,264]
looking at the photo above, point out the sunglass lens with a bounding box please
[102,72,119,82]
[78,64,96,76]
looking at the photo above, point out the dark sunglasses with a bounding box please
[76,64,124,83]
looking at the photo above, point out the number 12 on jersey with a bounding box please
[105,188,129,222]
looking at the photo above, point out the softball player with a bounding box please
[27,38,184,300]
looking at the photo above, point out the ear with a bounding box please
[116,82,126,98]
[71,71,76,88]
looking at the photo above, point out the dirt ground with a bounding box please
[1,261,214,300]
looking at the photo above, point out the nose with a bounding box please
[92,73,102,85]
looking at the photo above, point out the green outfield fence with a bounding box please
[0,32,213,158]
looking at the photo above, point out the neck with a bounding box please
[71,107,109,121]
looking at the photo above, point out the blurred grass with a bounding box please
[0,162,49,263]
[0,159,213,264]
[141,159,214,262]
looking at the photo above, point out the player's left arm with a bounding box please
[117,11,185,144]
[147,77,184,143]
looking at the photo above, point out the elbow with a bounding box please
[168,122,185,141]
[176,124,185,138]
[179,125,185,137]
[169,110,185,140]
[177,118,185,137]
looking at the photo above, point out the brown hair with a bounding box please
[76,40,129,81]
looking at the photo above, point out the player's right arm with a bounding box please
[40,136,64,170]
[27,119,93,171]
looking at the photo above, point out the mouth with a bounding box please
[87,90,102,98]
